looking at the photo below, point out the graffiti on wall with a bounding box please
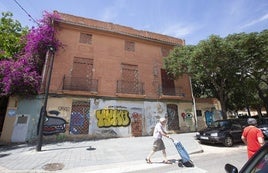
[96,107,131,128]
[205,110,222,126]
[131,111,142,136]
[181,110,195,131]
[167,104,179,131]
[38,107,68,136]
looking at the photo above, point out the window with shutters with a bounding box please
[121,64,138,82]
[62,57,98,92]
[161,69,175,95]
[117,64,144,94]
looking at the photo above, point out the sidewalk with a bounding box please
[0,133,204,173]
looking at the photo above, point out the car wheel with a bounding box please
[224,136,233,147]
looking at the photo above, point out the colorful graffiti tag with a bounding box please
[131,112,142,136]
[96,109,131,128]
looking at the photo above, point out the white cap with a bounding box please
[160,117,166,122]
[247,118,257,125]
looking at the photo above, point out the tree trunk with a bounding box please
[246,106,251,116]
[257,86,268,115]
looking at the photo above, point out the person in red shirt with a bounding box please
[241,118,264,159]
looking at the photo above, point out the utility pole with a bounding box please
[36,46,55,151]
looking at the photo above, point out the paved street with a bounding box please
[0,133,246,173]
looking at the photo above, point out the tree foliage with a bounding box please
[0,11,61,96]
[164,30,268,119]
[0,12,28,59]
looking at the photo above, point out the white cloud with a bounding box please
[161,23,196,38]
[100,0,127,22]
[241,13,268,28]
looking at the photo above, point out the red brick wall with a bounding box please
[49,12,192,101]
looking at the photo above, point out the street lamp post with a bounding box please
[36,46,55,151]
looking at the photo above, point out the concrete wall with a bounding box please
[1,96,202,143]
[1,96,43,143]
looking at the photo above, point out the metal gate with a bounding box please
[70,101,90,135]
[167,104,180,131]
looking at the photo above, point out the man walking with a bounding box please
[146,117,171,164]
[241,118,265,159]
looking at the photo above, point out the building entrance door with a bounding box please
[167,104,180,131]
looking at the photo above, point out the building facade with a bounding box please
[0,12,220,143]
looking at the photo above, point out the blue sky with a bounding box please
[1,0,268,45]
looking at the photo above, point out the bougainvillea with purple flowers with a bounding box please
[0,11,61,96]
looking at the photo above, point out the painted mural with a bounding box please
[180,108,196,131]
[39,108,68,136]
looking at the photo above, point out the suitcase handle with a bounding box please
[169,137,174,142]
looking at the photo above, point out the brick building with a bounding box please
[1,12,219,143]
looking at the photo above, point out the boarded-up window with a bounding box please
[71,57,93,90]
[122,64,138,82]
[72,57,93,78]
[79,33,92,44]
[119,64,141,94]
[125,40,135,52]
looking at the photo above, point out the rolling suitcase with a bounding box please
[170,138,194,167]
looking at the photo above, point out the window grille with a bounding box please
[69,101,90,135]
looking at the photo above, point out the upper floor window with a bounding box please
[121,64,138,81]
[125,40,135,52]
[79,33,92,44]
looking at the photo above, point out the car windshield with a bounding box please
[210,121,231,128]
[260,118,268,124]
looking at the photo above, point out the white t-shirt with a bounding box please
[153,122,164,139]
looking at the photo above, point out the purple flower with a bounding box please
[0,11,61,96]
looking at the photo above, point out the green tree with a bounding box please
[165,35,237,119]
[0,12,28,120]
[0,12,28,59]
[164,31,268,119]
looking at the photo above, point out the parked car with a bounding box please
[225,143,268,173]
[258,117,268,139]
[196,119,244,147]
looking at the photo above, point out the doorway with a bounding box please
[167,104,180,131]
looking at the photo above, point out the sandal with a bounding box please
[145,158,152,164]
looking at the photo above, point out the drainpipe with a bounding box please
[189,76,198,131]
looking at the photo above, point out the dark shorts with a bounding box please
[152,138,166,152]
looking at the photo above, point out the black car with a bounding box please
[196,119,244,147]
[258,118,268,139]
[225,143,268,173]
